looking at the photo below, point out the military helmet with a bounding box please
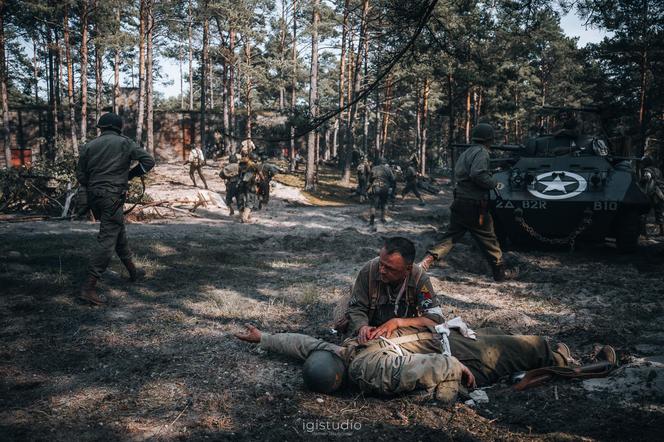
[96,112,123,132]
[471,123,494,143]
[229,153,239,163]
[302,351,345,394]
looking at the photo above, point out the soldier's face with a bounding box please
[378,248,411,284]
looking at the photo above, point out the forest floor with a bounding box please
[1,161,663,441]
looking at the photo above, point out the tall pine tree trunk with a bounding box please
[136,0,146,144]
[333,0,349,162]
[342,0,368,184]
[95,45,102,135]
[381,75,392,150]
[188,0,194,111]
[200,4,209,148]
[179,44,184,109]
[63,6,78,155]
[113,6,120,114]
[289,0,297,170]
[420,77,429,175]
[464,88,471,143]
[146,1,154,156]
[0,7,10,167]
[229,28,236,152]
[305,0,319,190]
[80,0,89,142]
[244,43,252,139]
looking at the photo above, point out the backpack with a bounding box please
[332,258,425,334]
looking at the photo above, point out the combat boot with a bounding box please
[433,380,459,408]
[79,276,106,306]
[121,258,145,282]
[241,208,252,223]
[229,206,235,216]
[492,263,519,282]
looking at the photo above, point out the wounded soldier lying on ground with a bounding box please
[234,320,617,404]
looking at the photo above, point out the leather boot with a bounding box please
[241,208,251,223]
[79,276,106,306]
[492,263,519,282]
[121,258,145,282]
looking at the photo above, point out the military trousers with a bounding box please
[428,198,503,267]
[402,180,422,199]
[87,190,131,279]
[448,328,565,387]
[189,163,208,188]
[225,179,239,208]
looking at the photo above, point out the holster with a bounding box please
[514,361,616,391]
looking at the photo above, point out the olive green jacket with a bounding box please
[76,131,155,194]
[454,144,496,200]
[346,258,444,336]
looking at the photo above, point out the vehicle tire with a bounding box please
[615,210,640,253]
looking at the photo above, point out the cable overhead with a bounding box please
[216,0,440,144]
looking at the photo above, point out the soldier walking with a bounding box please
[640,155,664,236]
[237,152,260,223]
[220,154,240,215]
[185,144,208,189]
[419,123,516,281]
[367,157,396,229]
[355,156,371,202]
[402,159,425,205]
[76,113,155,305]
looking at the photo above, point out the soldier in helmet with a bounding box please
[639,155,664,236]
[76,112,155,305]
[420,123,516,282]
[367,157,396,229]
[401,158,425,205]
[237,152,260,223]
[233,320,587,403]
[220,154,240,216]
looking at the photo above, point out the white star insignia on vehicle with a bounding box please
[541,176,576,194]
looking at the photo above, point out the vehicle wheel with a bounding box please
[615,210,640,253]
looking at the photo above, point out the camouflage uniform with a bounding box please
[258,325,565,396]
[345,257,444,337]
[237,156,260,222]
[220,162,240,215]
[76,130,154,279]
[367,163,396,226]
[427,144,504,274]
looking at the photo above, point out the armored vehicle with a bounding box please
[488,107,651,252]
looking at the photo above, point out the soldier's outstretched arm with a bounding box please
[128,140,155,179]
[234,324,341,361]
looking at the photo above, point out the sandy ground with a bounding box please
[1,162,663,441]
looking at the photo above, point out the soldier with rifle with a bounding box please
[419,123,517,281]
[76,112,155,305]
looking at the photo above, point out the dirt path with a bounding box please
[1,163,663,440]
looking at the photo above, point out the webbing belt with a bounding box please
[364,332,435,348]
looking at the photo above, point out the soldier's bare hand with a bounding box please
[460,362,476,389]
[370,318,401,339]
[419,255,435,272]
[234,324,262,343]
[358,325,376,345]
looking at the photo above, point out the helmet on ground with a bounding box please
[302,351,345,394]
[96,112,123,132]
[471,123,494,143]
